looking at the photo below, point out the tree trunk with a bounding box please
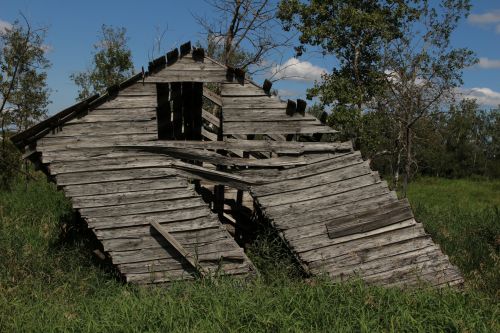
[402,126,411,198]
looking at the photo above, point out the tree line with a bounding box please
[1,1,498,191]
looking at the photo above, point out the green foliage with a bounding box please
[278,0,417,142]
[0,177,499,331]
[70,25,134,100]
[279,0,409,106]
[201,34,255,69]
[0,16,50,189]
[0,17,51,131]
[0,139,21,190]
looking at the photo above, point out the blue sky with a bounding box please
[2,0,500,115]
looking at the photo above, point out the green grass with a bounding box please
[0,176,498,332]
[407,177,500,296]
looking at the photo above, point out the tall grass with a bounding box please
[0,176,498,332]
[407,177,500,296]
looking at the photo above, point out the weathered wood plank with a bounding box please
[258,173,380,208]
[63,178,188,197]
[288,218,417,254]
[271,192,397,231]
[145,70,227,83]
[308,236,436,272]
[93,217,220,238]
[118,83,157,96]
[48,156,174,174]
[252,160,371,197]
[261,182,391,217]
[202,128,218,141]
[111,243,246,265]
[100,228,228,252]
[151,221,207,276]
[298,225,428,263]
[326,199,414,239]
[223,121,337,135]
[52,121,157,136]
[203,87,222,105]
[41,148,159,164]
[118,259,250,275]
[223,112,319,122]
[55,167,179,185]
[95,95,157,109]
[202,109,220,127]
[38,134,157,150]
[79,197,207,218]
[71,187,197,209]
[67,113,156,123]
[328,246,442,282]
[88,108,157,116]
[116,145,307,168]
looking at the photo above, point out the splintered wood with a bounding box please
[14,48,463,287]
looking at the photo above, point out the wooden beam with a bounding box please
[263,79,272,95]
[150,221,206,277]
[203,87,222,106]
[286,99,297,116]
[167,48,179,65]
[192,48,205,62]
[325,199,414,239]
[296,99,307,116]
[179,41,191,57]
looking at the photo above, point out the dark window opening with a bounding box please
[155,82,203,140]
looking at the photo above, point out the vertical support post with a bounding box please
[171,83,183,140]
[214,101,225,218]
[192,82,203,141]
[156,83,172,139]
[182,82,194,140]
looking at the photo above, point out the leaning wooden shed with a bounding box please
[11,42,463,287]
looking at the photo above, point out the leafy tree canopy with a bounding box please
[71,25,134,100]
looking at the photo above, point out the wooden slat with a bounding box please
[202,109,220,127]
[144,70,227,83]
[63,178,188,197]
[203,87,222,105]
[223,121,337,135]
[326,199,414,239]
[151,221,206,277]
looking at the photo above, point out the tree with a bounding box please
[71,25,134,100]
[0,15,51,189]
[379,0,476,194]
[278,1,476,192]
[278,0,415,143]
[195,0,292,73]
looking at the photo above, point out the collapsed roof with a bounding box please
[11,42,463,286]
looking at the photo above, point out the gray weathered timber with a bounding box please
[145,70,227,83]
[151,221,207,277]
[95,96,158,109]
[63,178,188,197]
[326,199,414,239]
[71,187,197,209]
[223,122,337,135]
[9,50,461,286]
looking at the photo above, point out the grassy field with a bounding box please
[0,175,498,332]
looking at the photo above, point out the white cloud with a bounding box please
[277,89,299,97]
[458,87,500,106]
[469,10,500,24]
[468,10,500,34]
[271,58,326,82]
[0,19,12,34]
[478,57,500,69]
